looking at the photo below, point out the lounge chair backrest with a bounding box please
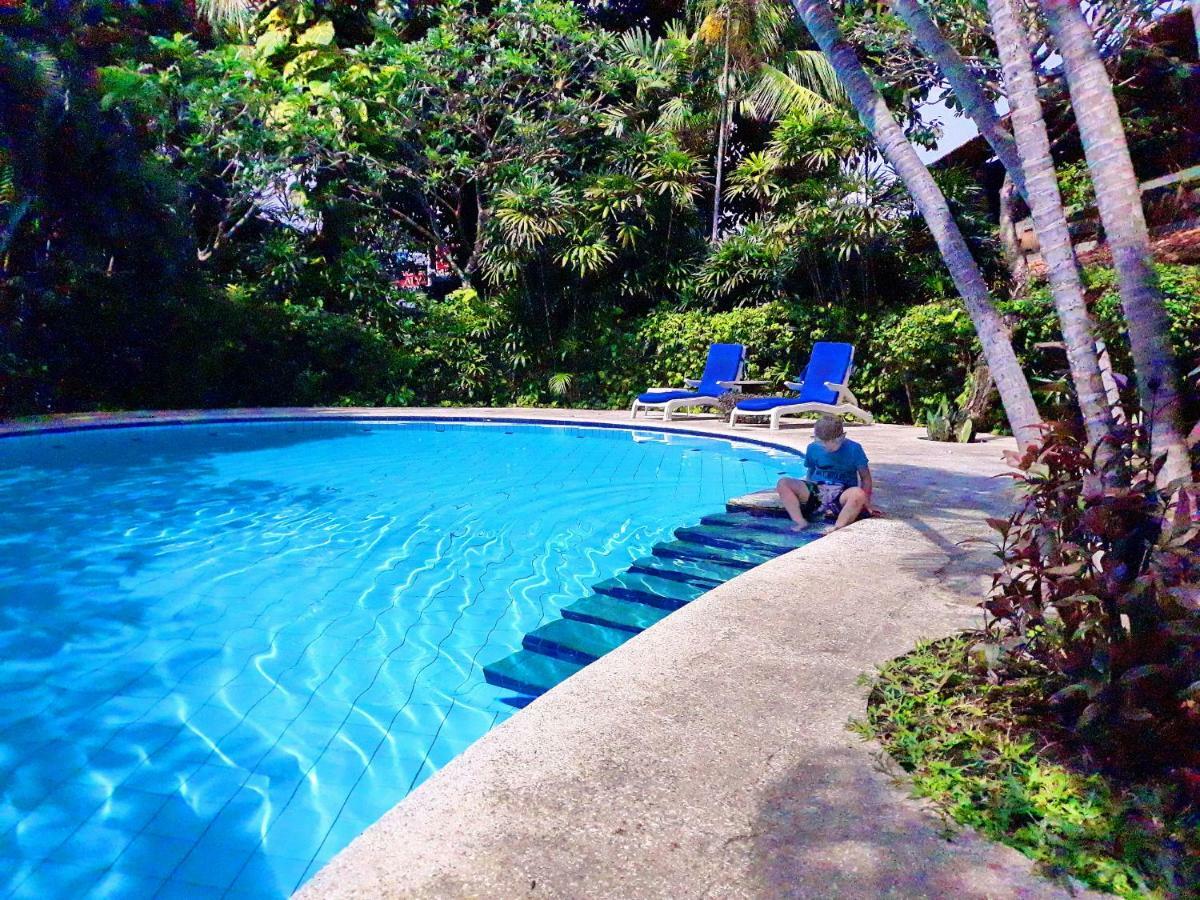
[796,342,854,404]
[697,343,745,395]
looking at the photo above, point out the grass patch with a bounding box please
[853,634,1200,898]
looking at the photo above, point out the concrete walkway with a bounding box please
[2,409,1081,897]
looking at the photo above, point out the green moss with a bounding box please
[853,636,1200,898]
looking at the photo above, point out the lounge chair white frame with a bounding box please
[630,367,746,422]
[728,378,874,429]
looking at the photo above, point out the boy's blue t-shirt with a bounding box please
[804,438,868,487]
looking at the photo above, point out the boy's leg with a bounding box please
[776,477,811,529]
[833,487,867,531]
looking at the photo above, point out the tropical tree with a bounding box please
[887,0,1027,201]
[690,0,843,240]
[982,0,1115,453]
[788,0,1043,448]
[1040,0,1191,483]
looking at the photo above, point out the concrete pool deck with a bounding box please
[2,408,1084,898]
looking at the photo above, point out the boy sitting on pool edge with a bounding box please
[776,415,875,531]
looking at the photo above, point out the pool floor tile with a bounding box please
[170,835,257,889]
[228,852,312,896]
[141,794,214,841]
[84,868,165,900]
[111,832,195,879]
[6,859,109,899]
[46,821,135,868]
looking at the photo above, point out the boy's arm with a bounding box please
[858,466,873,501]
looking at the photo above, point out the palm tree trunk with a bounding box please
[1041,0,1190,483]
[790,0,1042,448]
[987,0,1115,453]
[997,174,1029,292]
[1191,0,1200,54]
[711,6,732,244]
[888,0,1028,201]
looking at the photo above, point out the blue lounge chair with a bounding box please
[729,341,873,429]
[631,343,746,421]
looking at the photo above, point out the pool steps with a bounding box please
[483,503,813,699]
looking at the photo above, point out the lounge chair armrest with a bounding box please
[683,378,702,388]
[784,382,805,392]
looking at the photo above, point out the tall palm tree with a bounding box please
[1040,0,1190,483]
[693,0,844,242]
[789,0,1043,448]
[888,0,1027,201]
[985,0,1115,453]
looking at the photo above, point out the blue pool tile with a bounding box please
[83,868,164,900]
[141,794,213,842]
[228,852,311,897]
[41,776,111,820]
[153,878,227,899]
[182,704,245,739]
[258,801,332,863]
[121,761,188,796]
[47,820,134,868]
[7,859,109,899]
[180,763,251,814]
[90,786,167,833]
[171,834,257,889]
[111,832,195,879]
[204,786,272,845]
[421,731,476,772]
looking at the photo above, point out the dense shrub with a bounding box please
[631,301,801,388]
[980,418,1200,779]
[857,635,1200,897]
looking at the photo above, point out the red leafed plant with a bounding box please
[982,411,1200,780]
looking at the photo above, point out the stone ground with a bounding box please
[2,409,1095,898]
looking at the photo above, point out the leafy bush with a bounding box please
[1003,263,1200,393]
[978,419,1200,778]
[856,635,1200,897]
[866,298,978,422]
[631,301,801,390]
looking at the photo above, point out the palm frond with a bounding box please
[746,63,837,121]
[195,0,255,27]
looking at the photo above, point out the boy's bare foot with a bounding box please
[790,520,808,532]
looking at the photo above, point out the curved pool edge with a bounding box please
[0,407,804,460]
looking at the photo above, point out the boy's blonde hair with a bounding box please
[813,414,845,442]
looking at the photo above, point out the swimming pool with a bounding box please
[0,419,805,898]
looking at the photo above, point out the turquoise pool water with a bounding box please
[0,419,802,898]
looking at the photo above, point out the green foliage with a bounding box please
[856,635,1200,897]
[925,396,953,442]
[632,300,800,388]
[1056,161,1097,213]
[979,419,1200,777]
[868,299,977,421]
[1005,263,1200,412]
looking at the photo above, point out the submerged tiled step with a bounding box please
[652,539,776,569]
[483,650,585,696]
[674,524,806,554]
[523,618,637,664]
[485,501,811,702]
[628,553,747,587]
[700,511,800,533]
[562,594,673,633]
[593,571,707,609]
